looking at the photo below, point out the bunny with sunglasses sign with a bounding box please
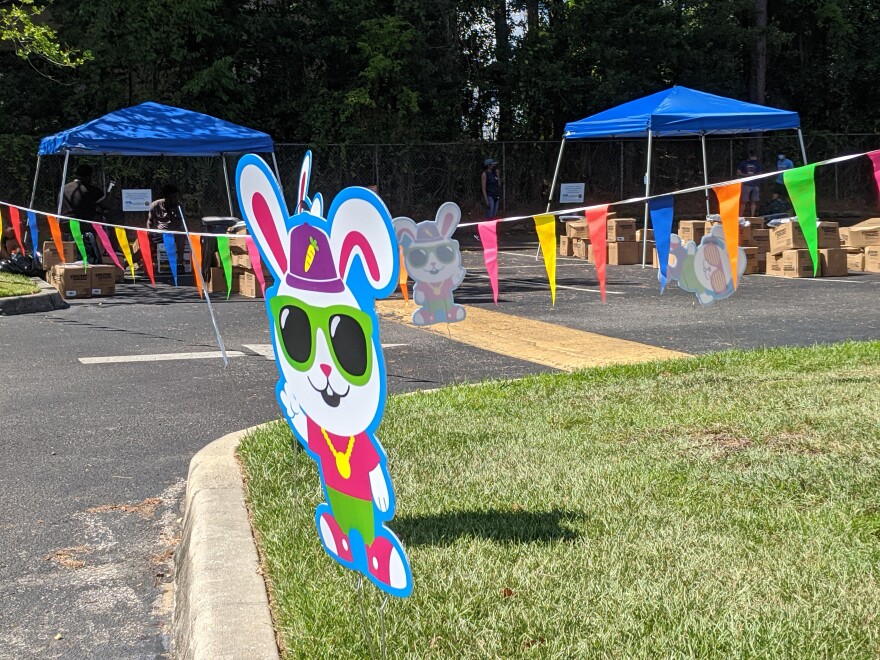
[665,224,746,305]
[236,152,412,597]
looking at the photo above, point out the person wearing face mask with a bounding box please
[775,152,794,197]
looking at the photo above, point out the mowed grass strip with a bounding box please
[239,342,880,659]
[0,272,38,297]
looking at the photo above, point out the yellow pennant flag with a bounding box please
[533,214,557,304]
[713,183,742,288]
[115,227,135,279]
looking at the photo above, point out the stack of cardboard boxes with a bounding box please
[840,218,880,273]
[558,218,640,265]
[42,240,119,299]
[206,235,274,298]
[766,221,845,277]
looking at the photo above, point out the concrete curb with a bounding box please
[0,277,68,315]
[174,427,280,660]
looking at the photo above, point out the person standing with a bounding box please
[61,164,111,263]
[481,158,501,219]
[737,151,762,217]
[775,152,794,196]
[145,184,189,271]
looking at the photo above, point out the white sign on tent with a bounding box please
[122,189,153,212]
[559,183,585,203]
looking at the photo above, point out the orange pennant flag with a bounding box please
[47,215,66,264]
[189,235,204,298]
[398,245,409,302]
[712,183,742,288]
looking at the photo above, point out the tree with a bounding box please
[0,0,90,68]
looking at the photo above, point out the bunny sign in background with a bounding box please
[394,202,467,326]
[666,224,747,305]
[236,152,412,598]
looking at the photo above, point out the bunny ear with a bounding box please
[236,154,290,278]
[392,217,418,249]
[434,202,462,238]
[310,193,324,219]
[297,151,313,213]
[328,189,398,296]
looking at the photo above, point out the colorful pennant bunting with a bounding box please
[8,206,25,255]
[397,244,409,302]
[245,236,267,296]
[712,183,742,288]
[189,235,204,299]
[584,206,609,301]
[115,227,136,279]
[163,234,179,286]
[26,211,39,257]
[533,214,557,304]
[868,150,880,203]
[217,236,233,299]
[70,220,88,266]
[478,220,500,304]
[649,196,675,292]
[93,223,124,270]
[47,215,65,265]
[136,230,156,287]
[783,164,819,276]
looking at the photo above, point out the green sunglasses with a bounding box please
[269,295,374,386]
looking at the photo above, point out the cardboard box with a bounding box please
[572,238,588,260]
[769,223,808,255]
[741,247,760,275]
[228,236,249,254]
[207,267,239,294]
[845,247,865,272]
[48,264,91,298]
[817,222,841,249]
[854,217,880,228]
[766,249,819,278]
[607,241,639,265]
[757,251,767,273]
[743,217,766,229]
[818,248,848,277]
[606,219,636,242]
[636,229,654,242]
[587,243,603,264]
[751,229,770,253]
[559,235,574,257]
[866,246,880,273]
[565,219,589,239]
[848,226,880,247]
[840,227,851,246]
[89,264,117,296]
[238,271,264,298]
[678,220,706,244]
[41,241,76,269]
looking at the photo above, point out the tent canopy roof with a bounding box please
[38,102,274,156]
[563,86,800,139]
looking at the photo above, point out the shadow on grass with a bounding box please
[393,509,581,546]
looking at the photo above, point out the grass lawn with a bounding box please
[0,272,38,297]
[239,342,880,658]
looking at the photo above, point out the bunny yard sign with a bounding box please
[236,152,412,598]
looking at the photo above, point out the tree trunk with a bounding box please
[526,0,538,33]
[493,0,511,139]
[750,0,767,105]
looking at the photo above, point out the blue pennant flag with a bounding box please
[162,233,179,286]
[649,195,675,292]
[26,211,39,257]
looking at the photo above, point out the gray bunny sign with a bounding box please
[393,202,467,326]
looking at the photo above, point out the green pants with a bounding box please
[327,487,375,545]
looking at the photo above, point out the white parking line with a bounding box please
[79,351,246,364]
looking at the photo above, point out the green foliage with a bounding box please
[0,0,90,68]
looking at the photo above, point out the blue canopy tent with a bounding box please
[546,86,806,265]
[32,102,279,217]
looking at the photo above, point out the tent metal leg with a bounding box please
[271,152,284,198]
[221,155,235,216]
[797,128,808,164]
[29,155,41,208]
[56,151,70,215]
[537,138,566,260]
[701,134,710,217]
[641,131,653,268]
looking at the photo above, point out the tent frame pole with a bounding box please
[797,129,808,164]
[29,155,42,208]
[701,133,710,216]
[271,152,284,198]
[536,138,566,260]
[56,151,70,215]
[641,130,653,268]
[221,154,235,216]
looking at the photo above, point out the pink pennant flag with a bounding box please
[584,205,609,302]
[92,224,124,270]
[868,150,880,205]
[477,220,500,304]
[245,236,267,295]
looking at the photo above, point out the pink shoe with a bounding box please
[318,512,353,562]
[365,535,408,591]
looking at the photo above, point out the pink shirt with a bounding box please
[307,417,379,499]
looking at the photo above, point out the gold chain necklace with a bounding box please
[321,427,355,479]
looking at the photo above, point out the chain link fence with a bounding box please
[3,134,878,229]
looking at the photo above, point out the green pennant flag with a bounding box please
[69,220,88,269]
[783,164,819,276]
[216,235,233,300]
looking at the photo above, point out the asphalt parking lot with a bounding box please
[1,242,878,658]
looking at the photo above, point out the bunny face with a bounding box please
[236,153,399,437]
[394,202,464,286]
